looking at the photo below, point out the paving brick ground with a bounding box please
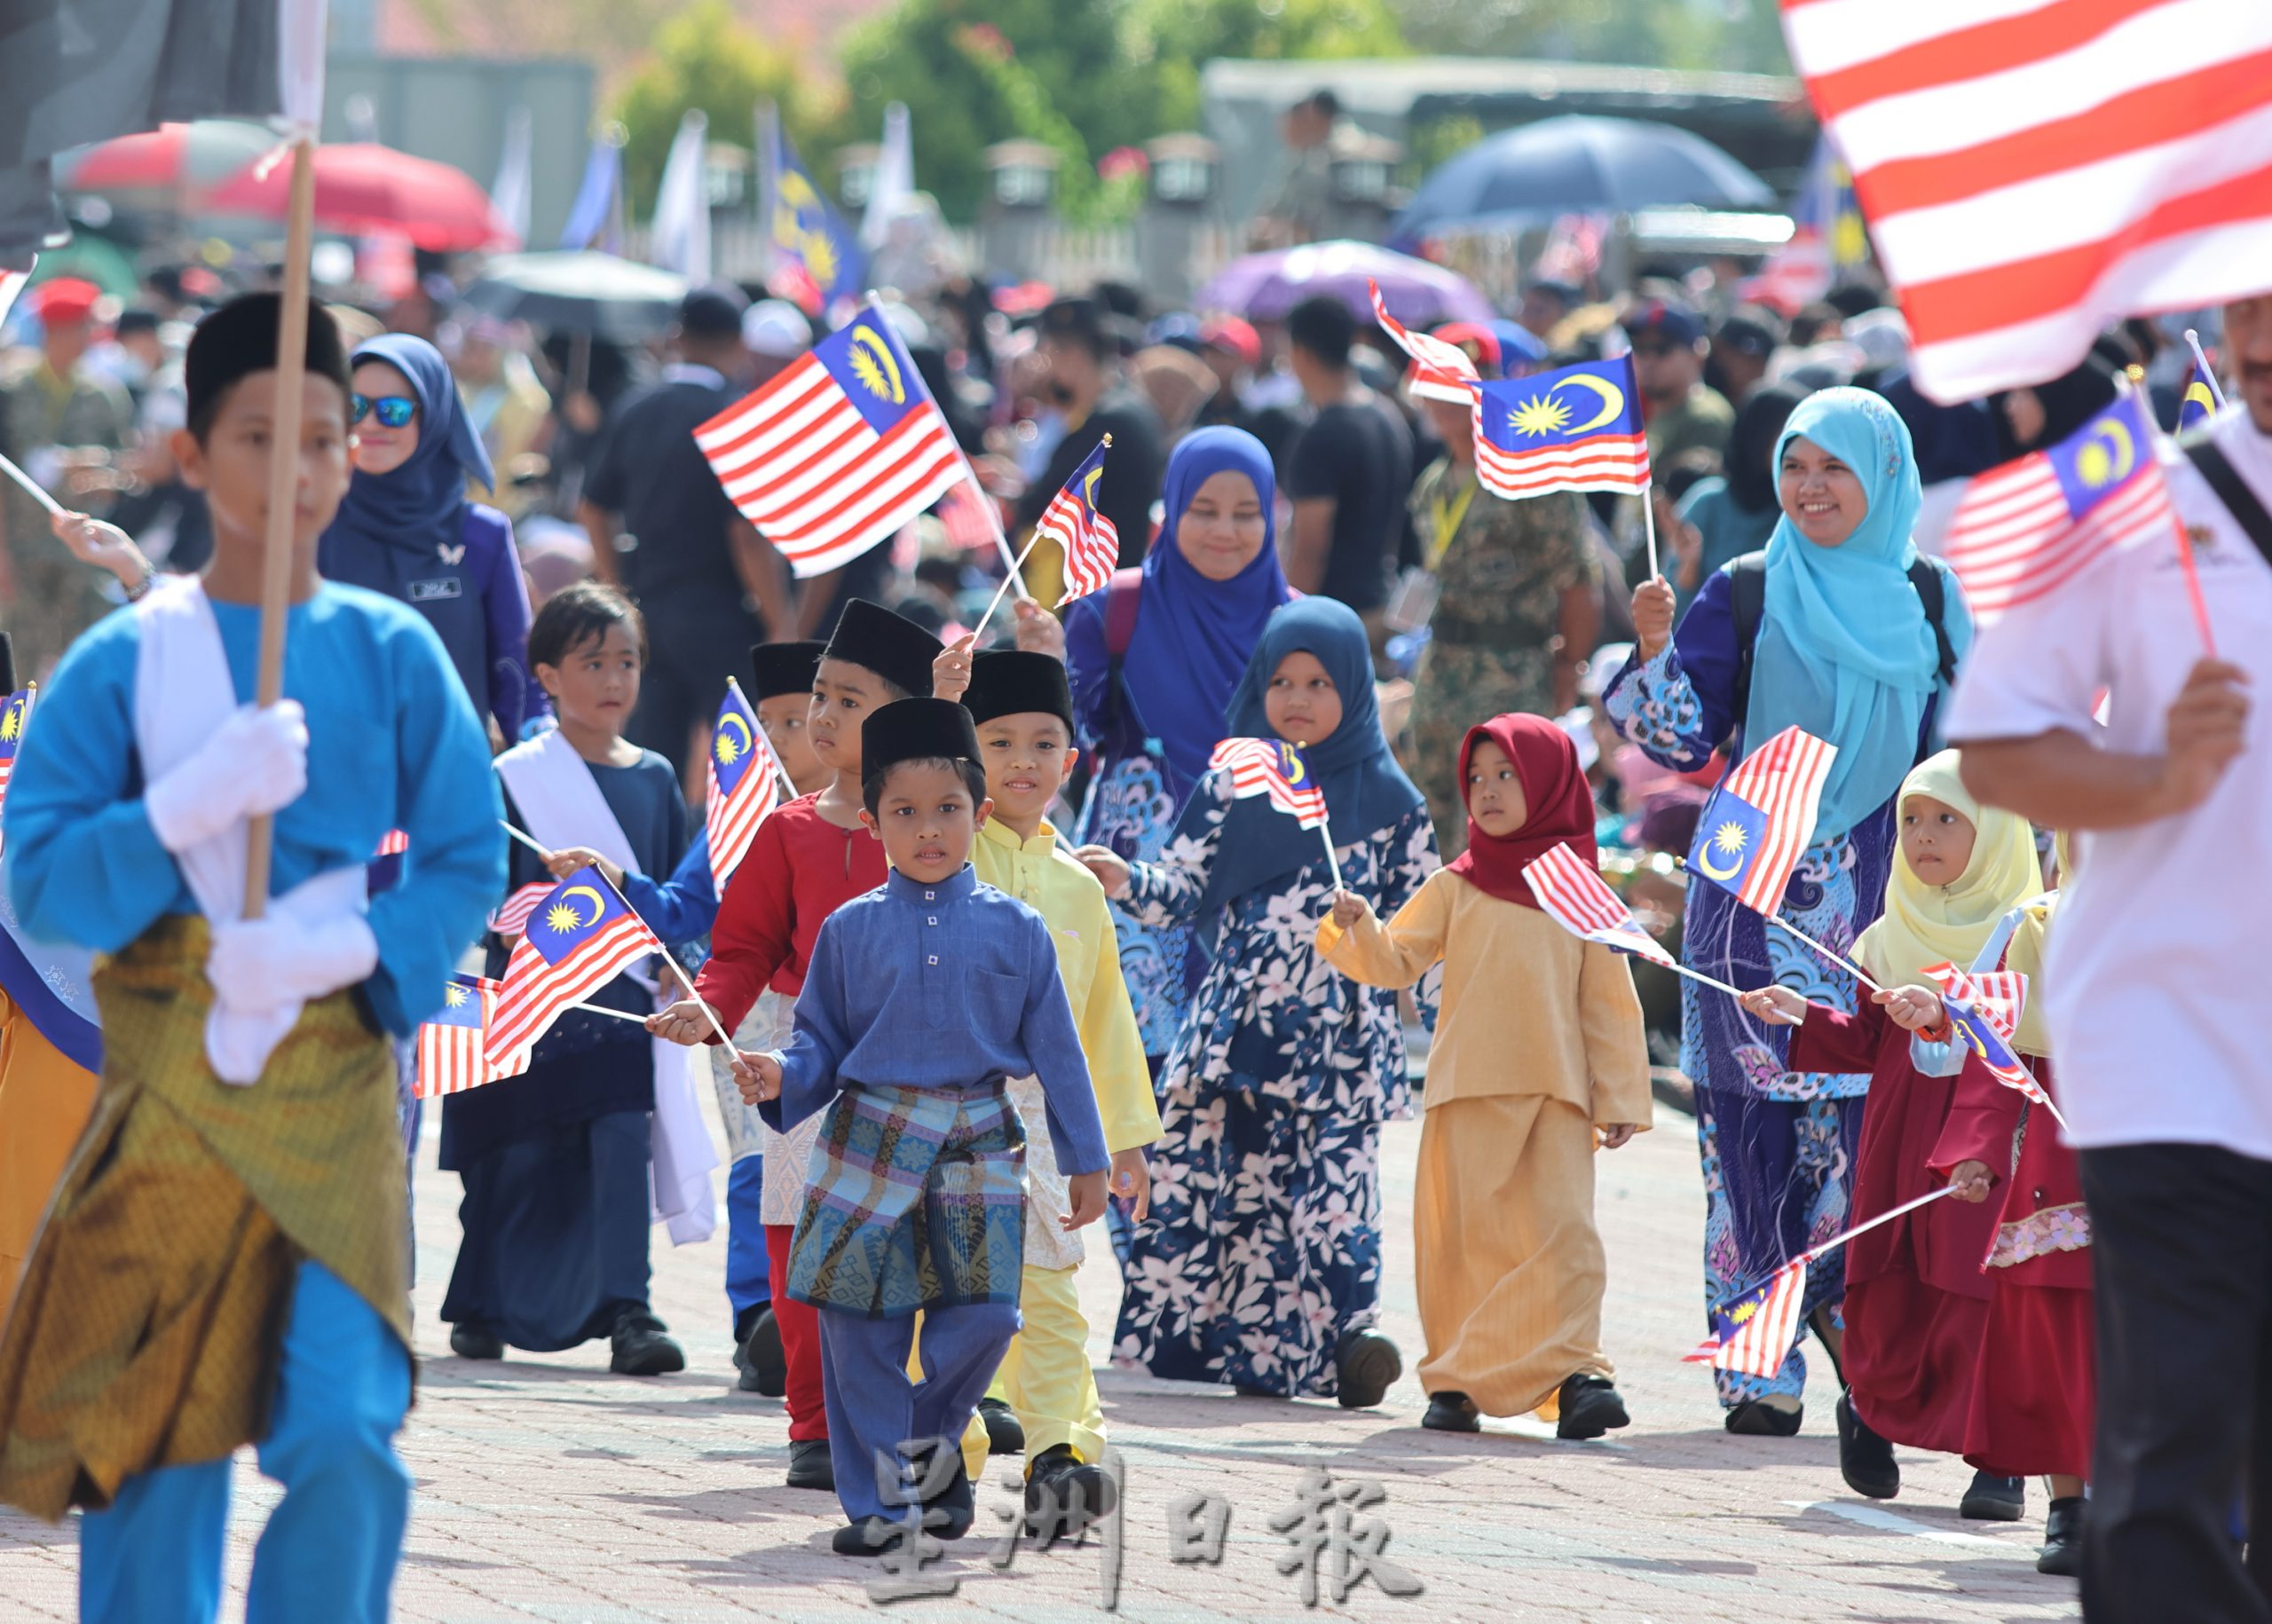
[2,1092,2080,1621]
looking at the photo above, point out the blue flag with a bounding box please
[2178,354,2220,432]
[764,118,863,312]
[560,134,622,253]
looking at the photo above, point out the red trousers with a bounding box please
[766,1225,826,1440]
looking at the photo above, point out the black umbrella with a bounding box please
[463,250,690,343]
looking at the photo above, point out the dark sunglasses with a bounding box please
[351,393,416,429]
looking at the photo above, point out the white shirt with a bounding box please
[1945,403,2272,1156]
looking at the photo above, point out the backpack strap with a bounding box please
[1724,548,1957,736]
[2183,432,2272,568]
[1905,556,1960,690]
[1102,566,1144,667]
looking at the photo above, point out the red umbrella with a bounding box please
[202,142,516,252]
[61,120,280,202]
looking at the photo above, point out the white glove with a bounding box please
[146,701,308,855]
[207,910,378,1014]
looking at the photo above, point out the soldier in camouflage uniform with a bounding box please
[0,279,134,678]
[1405,427,1600,857]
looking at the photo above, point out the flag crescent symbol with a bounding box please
[558,886,606,927]
[715,711,753,761]
[851,327,906,404]
[1695,831,1745,883]
[1556,373,1625,434]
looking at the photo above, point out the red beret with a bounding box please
[30,278,101,327]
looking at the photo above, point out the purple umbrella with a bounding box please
[1195,240,1495,327]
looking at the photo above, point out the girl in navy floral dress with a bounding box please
[1080,598,1438,1404]
[1605,388,1971,1433]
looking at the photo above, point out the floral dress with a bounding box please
[1605,569,1935,1411]
[1111,769,1440,1397]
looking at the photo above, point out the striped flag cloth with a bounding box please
[1471,355,1651,501]
[1042,439,1122,605]
[1685,726,1838,916]
[0,685,32,855]
[694,302,963,578]
[1779,0,2272,402]
[2178,351,2221,432]
[1369,278,1482,406]
[367,827,409,895]
[487,867,662,1064]
[1521,843,1678,968]
[1921,961,2056,1112]
[1943,392,2180,624]
[489,881,554,939]
[1684,1257,1809,1378]
[706,678,785,889]
[1210,737,1328,830]
[935,480,997,553]
[414,974,530,1099]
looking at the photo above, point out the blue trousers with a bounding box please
[724,1156,769,1331]
[818,1302,1019,1522]
[79,1260,412,1624]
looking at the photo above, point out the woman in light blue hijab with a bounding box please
[1599,385,1971,1439]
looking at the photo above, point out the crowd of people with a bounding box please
[0,225,2262,1624]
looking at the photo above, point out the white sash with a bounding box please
[133,576,367,1084]
[493,730,718,1245]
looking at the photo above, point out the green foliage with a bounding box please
[1392,0,1793,75]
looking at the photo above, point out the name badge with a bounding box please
[409,577,463,602]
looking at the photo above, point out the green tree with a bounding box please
[1392,0,1770,72]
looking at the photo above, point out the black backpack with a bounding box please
[1724,550,1961,735]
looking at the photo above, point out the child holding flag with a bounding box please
[1317,713,1650,1439]
[650,599,943,1492]
[1078,597,1438,1405]
[0,295,503,1620]
[441,582,700,1377]
[1739,752,2040,1519]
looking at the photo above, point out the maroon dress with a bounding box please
[1930,1050,2094,1479]
[1788,1001,2001,1453]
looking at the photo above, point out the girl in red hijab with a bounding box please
[1319,713,1653,1437]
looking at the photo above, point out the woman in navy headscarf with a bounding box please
[321,333,548,740]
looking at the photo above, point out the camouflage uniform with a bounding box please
[1406,459,1598,855]
[0,358,132,678]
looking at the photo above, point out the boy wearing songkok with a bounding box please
[737,697,1109,1557]
[0,294,502,1620]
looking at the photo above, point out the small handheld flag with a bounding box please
[1522,844,1677,971]
[2178,353,2221,434]
[1044,439,1121,606]
[1471,355,1652,501]
[1920,961,2068,1130]
[1369,279,1482,406]
[1211,736,1342,891]
[1684,1257,1808,1378]
[0,683,34,855]
[414,973,530,1099]
[489,880,554,939]
[487,867,665,1063]
[706,679,786,889]
[367,827,409,895]
[1686,726,1837,916]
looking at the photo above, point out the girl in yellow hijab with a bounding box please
[1740,750,2043,1519]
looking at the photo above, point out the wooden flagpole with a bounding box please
[241,135,320,921]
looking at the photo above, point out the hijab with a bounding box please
[1124,426,1295,784]
[1186,596,1423,922]
[1447,713,1594,910]
[1852,751,2041,989]
[320,333,497,569]
[1747,386,1971,840]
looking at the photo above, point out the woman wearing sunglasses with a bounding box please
[320,332,550,744]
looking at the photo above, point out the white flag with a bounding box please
[860,101,912,251]
[490,106,532,249]
[275,0,329,136]
[651,109,711,282]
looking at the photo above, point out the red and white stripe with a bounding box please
[1683,1257,1810,1378]
[1041,488,1120,608]
[1780,0,2272,401]
[694,352,964,579]
[375,827,408,856]
[706,690,785,892]
[1944,451,2178,622]
[1369,279,1480,406]
[1922,961,2055,1110]
[414,976,531,1099]
[485,918,659,1064]
[1211,737,1328,831]
[488,881,553,939]
[1522,843,1677,968]
[1717,725,1837,915]
[1472,430,1652,501]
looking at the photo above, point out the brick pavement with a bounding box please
[2,1093,2080,1621]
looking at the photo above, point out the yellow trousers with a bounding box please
[0,992,98,1314]
[912,1263,1105,1484]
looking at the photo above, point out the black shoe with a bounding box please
[609,1308,685,1376]
[1422,1391,1480,1433]
[832,1516,906,1557]
[1724,1398,1803,1437]
[1334,1328,1402,1409]
[1960,1470,2025,1521]
[787,1437,835,1491]
[2038,1496,2084,1575]
[1556,1375,1630,1440]
[1233,1382,1282,1399]
[1835,1392,1900,1498]
[736,1305,785,1396]
[1023,1444,1115,1544]
[917,1440,974,1540]
[977,1396,1025,1456]
[448,1322,503,1360]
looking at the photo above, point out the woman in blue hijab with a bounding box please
[320,333,548,740]
[1601,386,1971,1438]
[1083,595,1437,1403]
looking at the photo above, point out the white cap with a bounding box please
[743,299,811,359]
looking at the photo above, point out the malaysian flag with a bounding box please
[935,481,997,553]
[486,867,663,1064]
[706,678,785,889]
[1369,278,1482,406]
[367,827,409,895]
[694,302,964,578]
[1471,356,1651,501]
[2179,351,2221,432]
[1944,393,2180,624]
[1739,134,1870,316]
[414,973,530,1099]
[1522,843,1678,968]
[1042,439,1121,605]
[1685,726,1838,916]
[1210,737,1328,830]
[1779,0,2272,403]
[0,684,31,853]
[1921,961,2058,1115]
[1684,1257,1809,1378]
[489,880,554,939]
